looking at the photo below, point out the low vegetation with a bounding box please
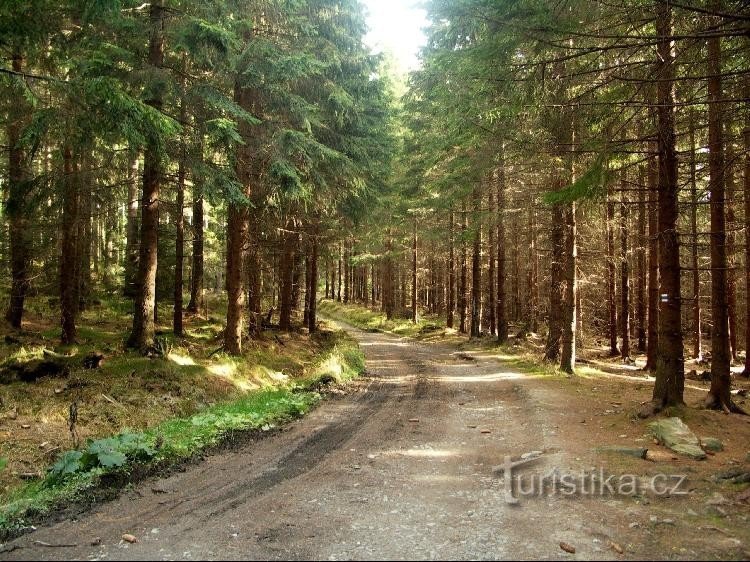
[0,297,364,539]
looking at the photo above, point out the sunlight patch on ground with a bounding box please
[383,447,458,459]
[438,371,526,383]
[168,353,196,366]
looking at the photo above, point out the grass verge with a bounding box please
[0,328,364,540]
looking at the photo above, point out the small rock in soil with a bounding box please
[122,534,137,543]
[649,418,706,460]
[700,437,724,452]
[559,542,576,554]
[597,445,647,459]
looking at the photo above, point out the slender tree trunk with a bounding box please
[447,210,455,328]
[308,231,319,333]
[496,162,508,343]
[187,182,204,314]
[173,144,185,337]
[224,80,254,353]
[528,201,539,332]
[337,243,342,302]
[560,201,577,374]
[706,1,732,410]
[470,185,482,339]
[646,128,660,371]
[545,201,564,360]
[689,111,703,360]
[412,218,418,323]
[124,157,140,298]
[636,164,647,352]
[128,1,165,350]
[459,200,468,334]
[60,146,79,345]
[726,140,738,362]
[743,75,750,377]
[279,222,297,331]
[246,221,262,336]
[650,1,685,411]
[78,158,92,313]
[620,171,631,360]
[5,51,31,329]
[606,196,619,356]
[385,232,394,320]
[487,184,496,336]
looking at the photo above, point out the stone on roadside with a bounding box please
[700,437,724,452]
[596,446,647,459]
[648,418,706,460]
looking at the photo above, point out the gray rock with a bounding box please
[648,417,707,460]
[596,446,647,459]
[700,437,724,452]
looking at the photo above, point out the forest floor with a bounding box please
[0,296,364,537]
[0,303,749,559]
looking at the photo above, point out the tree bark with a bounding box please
[187,178,204,314]
[279,222,298,331]
[706,0,732,410]
[60,146,79,345]
[447,210,455,328]
[606,196,619,356]
[689,111,703,360]
[651,1,685,411]
[128,1,165,350]
[620,171,630,360]
[5,51,31,329]
[487,182,496,336]
[636,164,647,352]
[496,162,509,343]
[124,156,140,298]
[646,129,660,371]
[459,200,468,334]
[743,75,750,377]
[412,218,419,323]
[173,143,185,337]
[470,185,482,339]
[308,231,319,333]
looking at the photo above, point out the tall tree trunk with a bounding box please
[279,222,297,331]
[385,232,394,320]
[173,145,185,337]
[650,1,685,411]
[689,111,703,360]
[487,183,496,336]
[447,210,455,328]
[636,164,647,352]
[308,231,319,333]
[459,200,468,334]
[528,201,539,332]
[743,75,750,377]
[706,1,732,410]
[5,51,31,329]
[78,158,92,313]
[246,220,262,336]
[225,78,254,353]
[545,202,564,360]
[646,128,660,371]
[128,1,164,350]
[470,185,482,339]
[412,218,419,323]
[60,146,79,345]
[606,196,619,356]
[337,243,342,302]
[343,240,350,304]
[560,201,577,374]
[496,161,508,343]
[124,157,140,298]
[620,170,631,360]
[726,140,738,362]
[187,180,204,314]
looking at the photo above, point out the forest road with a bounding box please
[2,321,627,561]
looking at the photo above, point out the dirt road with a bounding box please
[0,324,688,560]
